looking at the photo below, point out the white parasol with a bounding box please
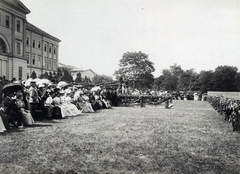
[57,81,69,89]
[25,78,41,87]
[90,86,101,92]
[38,79,50,85]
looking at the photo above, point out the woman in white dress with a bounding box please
[0,116,6,132]
[100,90,112,109]
[54,90,82,118]
[15,90,35,126]
[74,90,94,113]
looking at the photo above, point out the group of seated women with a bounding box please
[49,86,118,118]
[0,89,35,132]
[0,83,121,132]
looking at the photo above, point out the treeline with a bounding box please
[113,51,240,92]
[154,64,240,93]
[30,68,114,85]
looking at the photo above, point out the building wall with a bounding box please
[13,58,27,80]
[71,69,97,81]
[26,28,60,79]
[0,10,13,53]
[81,70,96,81]
[0,0,60,81]
[0,3,28,81]
[0,56,8,77]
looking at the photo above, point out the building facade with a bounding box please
[26,23,60,79]
[70,68,97,81]
[0,0,60,81]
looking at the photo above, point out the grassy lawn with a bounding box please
[0,100,240,174]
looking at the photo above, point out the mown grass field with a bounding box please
[0,100,240,174]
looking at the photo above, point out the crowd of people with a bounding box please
[0,78,186,133]
[0,79,122,132]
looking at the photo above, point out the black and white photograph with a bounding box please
[0,0,240,173]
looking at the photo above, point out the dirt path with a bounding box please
[0,101,239,174]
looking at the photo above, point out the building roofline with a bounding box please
[27,22,61,42]
[18,0,31,14]
[70,68,97,74]
[2,0,31,14]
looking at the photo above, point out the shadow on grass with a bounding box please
[33,118,62,123]
[0,124,53,135]
[25,124,53,128]
[0,128,24,135]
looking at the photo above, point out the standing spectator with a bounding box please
[44,92,54,118]
[28,80,39,118]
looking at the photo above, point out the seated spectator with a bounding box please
[2,91,23,128]
[100,90,112,109]
[89,91,103,110]
[74,90,94,113]
[44,92,54,118]
[0,109,10,130]
[15,90,34,126]
[53,90,82,118]
[0,114,6,132]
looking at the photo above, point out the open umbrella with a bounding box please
[38,79,50,85]
[25,78,41,87]
[64,88,72,94]
[24,78,33,87]
[90,86,101,92]
[2,83,23,93]
[57,81,70,89]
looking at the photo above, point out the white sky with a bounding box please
[21,0,240,77]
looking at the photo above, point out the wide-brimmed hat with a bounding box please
[38,84,45,88]
[65,88,72,94]
[59,89,65,94]
[30,80,36,84]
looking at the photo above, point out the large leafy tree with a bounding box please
[160,69,178,91]
[82,76,91,84]
[92,74,113,85]
[75,72,82,83]
[155,64,199,91]
[42,72,49,79]
[158,64,183,91]
[180,69,199,91]
[30,71,37,79]
[169,64,183,90]
[154,75,164,89]
[154,64,240,92]
[212,66,239,91]
[197,70,214,93]
[61,68,73,83]
[48,72,53,80]
[114,51,155,89]
[237,72,240,91]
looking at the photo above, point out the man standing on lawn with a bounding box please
[164,91,173,109]
[28,80,39,118]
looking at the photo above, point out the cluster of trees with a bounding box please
[75,72,114,85]
[114,51,240,93]
[30,68,114,85]
[155,65,240,93]
[30,68,74,83]
[92,74,114,85]
[28,51,240,93]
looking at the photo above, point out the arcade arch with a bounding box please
[0,37,9,78]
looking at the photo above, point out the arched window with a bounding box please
[0,39,6,53]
